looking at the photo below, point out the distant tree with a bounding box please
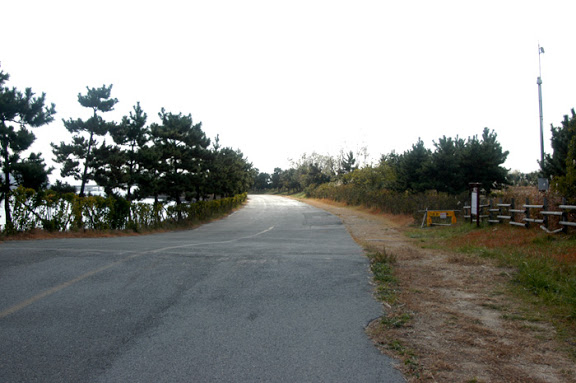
[544,109,576,199]
[460,128,509,192]
[391,138,432,193]
[91,142,126,196]
[98,102,149,199]
[280,168,301,192]
[49,180,76,194]
[253,172,271,191]
[507,170,538,187]
[133,144,162,202]
[12,152,53,191]
[0,67,56,227]
[338,150,358,178]
[342,162,396,190]
[271,167,283,190]
[554,135,576,201]
[209,142,254,197]
[428,136,466,194]
[291,152,336,189]
[301,162,332,189]
[149,109,211,208]
[205,135,223,197]
[51,84,118,197]
[541,108,576,179]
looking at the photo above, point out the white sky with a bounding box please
[2,1,576,179]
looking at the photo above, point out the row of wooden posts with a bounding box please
[463,197,576,234]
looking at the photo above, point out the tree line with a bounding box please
[5,63,576,232]
[0,67,255,231]
[540,108,576,200]
[254,128,511,196]
[254,108,576,206]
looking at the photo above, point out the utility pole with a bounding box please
[537,44,545,164]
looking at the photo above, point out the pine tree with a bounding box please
[338,150,358,176]
[541,109,576,179]
[91,142,126,195]
[429,136,466,194]
[460,128,509,192]
[210,145,254,197]
[12,152,53,191]
[0,67,56,228]
[96,102,149,199]
[391,138,432,193]
[544,109,576,200]
[51,85,117,196]
[148,109,210,209]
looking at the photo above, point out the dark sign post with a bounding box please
[469,182,481,227]
[538,178,549,192]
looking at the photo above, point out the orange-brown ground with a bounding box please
[302,198,576,383]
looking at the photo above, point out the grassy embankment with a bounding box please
[380,221,576,356]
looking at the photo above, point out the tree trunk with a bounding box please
[175,195,183,222]
[80,130,95,197]
[2,136,12,228]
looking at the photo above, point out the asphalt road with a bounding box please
[0,195,403,382]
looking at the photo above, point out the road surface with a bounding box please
[0,195,403,382]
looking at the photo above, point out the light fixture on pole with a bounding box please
[537,44,545,165]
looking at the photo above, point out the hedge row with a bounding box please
[306,183,467,218]
[7,186,247,233]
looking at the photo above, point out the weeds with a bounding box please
[381,313,412,328]
[307,183,467,217]
[365,248,424,376]
[417,221,576,351]
[385,339,422,377]
[367,249,398,304]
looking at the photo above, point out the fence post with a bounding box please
[543,196,548,230]
[510,198,515,224]
[489,199,494,224]
[562,197,568,234]
[525,197,530,228]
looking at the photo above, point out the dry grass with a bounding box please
[451,225,576,265]
[308,197,414,227]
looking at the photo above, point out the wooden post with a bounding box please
[562,197,568,234]
[510,198,515,224]
[543,196,548,230]
[525,197,530,228]
[489,199,494,224]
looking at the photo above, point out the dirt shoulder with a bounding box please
[301,198,576,383]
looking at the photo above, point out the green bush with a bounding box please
[307,183,466,217]
[5,188,248,234]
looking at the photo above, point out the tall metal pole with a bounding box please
[538,44,545,164]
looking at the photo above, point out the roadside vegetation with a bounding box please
[356,184,576,363]
[365,248,423,377]
[411,222,576,348]
[6,187,247,237]
[1,66,253,236]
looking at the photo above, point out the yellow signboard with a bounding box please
[426,210,457,226]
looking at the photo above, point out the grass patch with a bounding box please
[365,247,424,376]
[385,339,422,377]
[381,312,412,328]
[366,249,398,304]
[411,222,576,351]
